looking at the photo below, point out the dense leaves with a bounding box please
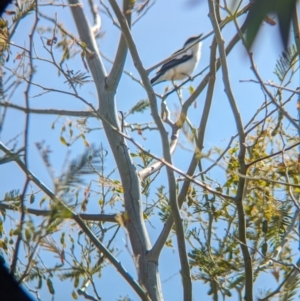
[1,0,300,300]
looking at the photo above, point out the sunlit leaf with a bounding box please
[72,291,78,299]
[60,136,69,146]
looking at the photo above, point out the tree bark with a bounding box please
[68,0,163,299]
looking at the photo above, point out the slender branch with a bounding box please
[0,202,118,222]
[107,0,132,88]
[3,64,94,106]
[1,104,232,203]
[195,136,235,177]
[77,288,100,301]
[244,94,295,136]
[138,118,179,180]
[195,37,218,261]
[18,233,45,284]
[279,256,300,301]
[247,141,300,167]
[257,210,300,272]
[231,234,299,272]
[249,54,300,131]
[174,21,248,136]
[124,133,232,199]
[146,1,254,76]
[108,1,192,299]
[240,79,300,94]
[236,173,300,190]
[151,37,217,259]
[209,2,252,301]
[258,269,294,301]
[11,0,39,275]
[39,1,82,7]
[194,91,294,178]
[132,0,155,25]
[99,0,120,29]
[0,102,95,117]
[0,141,150,301]
[150,15,250,261]
[87,0,101,34]
[38,11,95,58]
[67,0,156,299]
[292,8,300,58]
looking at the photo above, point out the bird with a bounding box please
[150,34,202,86]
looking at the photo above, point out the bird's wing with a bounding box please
[172,48,192,58]
[157,53,193,75]
[150,47,194,85]
[150,73,162,85]
[150,53,193,85]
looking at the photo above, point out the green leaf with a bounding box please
[262,219,268,234]
[72,291,78,299]
[74,276,79,288]
[47,278,55,295]
[25,228,31,241]
[127,99,149,115]
[36,275,42,289]
[30,194,35,204]
[60,136,69,146]
[0,240,8,251]
[40,196,47,207]
[262,242,268,256]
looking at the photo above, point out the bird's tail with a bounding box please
[150,73,164,86]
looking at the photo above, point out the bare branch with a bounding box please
[108,1,192,299]
[11,0,39,275]
[107,0,132,88]
[0,102,95,117]
[0,202,117,222]
[209,2,252,301]
[0,141,150,301]
[87,0,101,34]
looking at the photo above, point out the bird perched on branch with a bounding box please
[150,34,202,86]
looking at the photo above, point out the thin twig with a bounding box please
[108,2,192,299]
[11,0,39,275]
[0,202,118,222]
[209,2,252,301]
[0,141,150,301]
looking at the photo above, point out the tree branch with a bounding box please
[0,141,150,301]
[0,202,118,222]
[68,0,158,298]
[249,54,300,131]
[11,0,40,276]
[107,0,132,88]
[0,102,95,117]
[108,0,192,299]
[208,2,252,301]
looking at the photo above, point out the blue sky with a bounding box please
[1,0,299,300]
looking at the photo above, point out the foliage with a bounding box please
[241,0,297,49]
[0,0,300,301]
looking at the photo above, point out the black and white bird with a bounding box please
[150,34,202,86]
